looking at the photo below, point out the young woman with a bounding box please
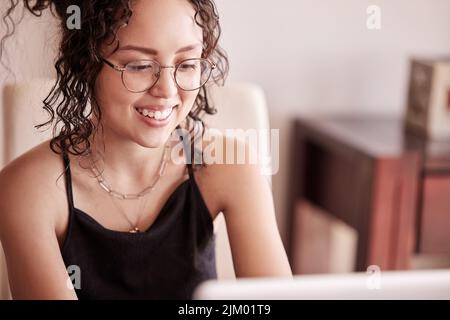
[0,0,292,299]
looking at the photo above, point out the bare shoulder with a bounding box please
[0,140,67,236]
[0,141,77,299]
[193,129,267,218]
[194,130,292,277]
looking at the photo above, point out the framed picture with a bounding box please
[405,58,450,140]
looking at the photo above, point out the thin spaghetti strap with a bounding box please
[183,135,195,180]
[176,124,195,180]
[62,149,75,210]
[186,161,194,180]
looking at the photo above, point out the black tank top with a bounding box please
[60,140,217,300]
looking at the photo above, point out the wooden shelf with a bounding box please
[287,116,450,273]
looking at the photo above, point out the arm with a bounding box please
[216,138,292,278]
[0,159,78,300]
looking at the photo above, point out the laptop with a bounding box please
[193,269,450,300]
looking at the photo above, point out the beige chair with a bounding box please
[0,79,271,299]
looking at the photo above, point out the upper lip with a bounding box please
[135,105,178,111]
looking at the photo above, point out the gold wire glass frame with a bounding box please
[101,57,216,93]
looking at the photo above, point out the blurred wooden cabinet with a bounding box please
[287,117,450,273]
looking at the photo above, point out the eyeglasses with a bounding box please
[101,57,216,93]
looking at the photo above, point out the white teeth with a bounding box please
[136,106,174,121]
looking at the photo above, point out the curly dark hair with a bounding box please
[1,0,229,167]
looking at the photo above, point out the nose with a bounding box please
[149,66,178,98]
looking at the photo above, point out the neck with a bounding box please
[88,129,171,189]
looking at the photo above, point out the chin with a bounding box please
[135,137,166,149]
[135,129,174,149]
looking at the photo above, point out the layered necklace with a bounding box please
[88,142,171,233]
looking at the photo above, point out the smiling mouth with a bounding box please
[134,105,178,121]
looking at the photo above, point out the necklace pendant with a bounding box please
[129,227,141,233]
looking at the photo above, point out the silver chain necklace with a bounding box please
[88,143,171,233]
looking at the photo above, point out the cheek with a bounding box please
[95,70,139,113]
[180,91,199,114]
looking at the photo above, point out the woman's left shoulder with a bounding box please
[194,130,269,218]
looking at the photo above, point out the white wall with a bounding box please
[0,4,57,168]
[214,0,450,244]
[216,0,450,114]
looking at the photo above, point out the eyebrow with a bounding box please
[117,43,202,55]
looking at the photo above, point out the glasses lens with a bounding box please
[122,60,159,92]
[175,59,212,91]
